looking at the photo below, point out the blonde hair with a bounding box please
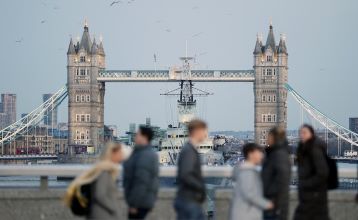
[100,142,122,161]
[64,142,125,208]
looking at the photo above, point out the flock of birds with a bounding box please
[14,0,209,58]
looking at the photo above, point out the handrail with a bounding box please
[0,165,355,178]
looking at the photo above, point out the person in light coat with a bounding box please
[64,142,132,220]
[230,143,273,220]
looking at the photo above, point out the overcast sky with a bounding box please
[0,0,357,134]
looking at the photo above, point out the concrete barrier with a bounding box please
[0,189,356,220]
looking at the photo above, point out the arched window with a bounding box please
[262,95,266,102]
[80,56,86,63]
[266,55,272,62]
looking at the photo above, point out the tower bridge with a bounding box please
[66,22,288,153]
[0,22,357,157]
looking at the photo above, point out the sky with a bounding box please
[0,0,357,134]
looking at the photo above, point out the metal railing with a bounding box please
[0,165,356,190]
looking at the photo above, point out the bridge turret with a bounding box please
[66,22,106,159]
[254,23,288,145]
[67,38,76,55]
[264,24,276,52]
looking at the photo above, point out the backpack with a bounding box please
[325,154,339,190]
[70,183,92,216]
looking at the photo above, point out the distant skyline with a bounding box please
[0,0,357,134]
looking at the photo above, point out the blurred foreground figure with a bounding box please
[229,143,273,220]
[294,124,330,220]
[65,142,129,220]
[123,126,159,220]
[261,127,291,220]
[174,119,207,220]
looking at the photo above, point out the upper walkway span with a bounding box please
[98,69,255,82]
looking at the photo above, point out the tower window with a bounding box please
[76,114,80,122]
[76,95,80,102]
[86,95,90,102]
[273,69,276,76]
[80,69,86,76]
[81,95,85,102]
[273,95,276,102]
[262,114,277,122]
[80,56,86,63]
[81,115,85,122]
[86,114,90,122]
[268,96,271,102]
[266,69,272,76]
[267,55,273,62]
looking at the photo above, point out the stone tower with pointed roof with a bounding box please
[253,24,288,145]
[67,23,105,155]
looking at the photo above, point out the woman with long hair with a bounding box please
[294,124,330,220]
[64,142,131,220]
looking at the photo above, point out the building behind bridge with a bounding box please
[0,94,16,130]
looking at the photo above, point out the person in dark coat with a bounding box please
[174,119,207,220]
[294,124,330,220]
[123,126,159,220]
[261,127,291,220]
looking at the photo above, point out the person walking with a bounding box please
[123,126,159,220]
[230,143,274,220]
[261,127,291,220]
[294,124,330,220]
[174,119,207,220]
[65,142,129,220]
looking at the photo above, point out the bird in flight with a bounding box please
[15,38,23,43]
[192,32,203,38]
[110,1,121,6]
[165,29,171,33]
[41,20,46,24]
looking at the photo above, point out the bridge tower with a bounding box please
[254,24,288,145]
[67,22,105,156]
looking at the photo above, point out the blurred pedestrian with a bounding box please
[230,143,274,220]
[174,119,207,220]
[123,126,159,220]
[294,124,330,220]
[261,127,291,220]
[65,142,129,220]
